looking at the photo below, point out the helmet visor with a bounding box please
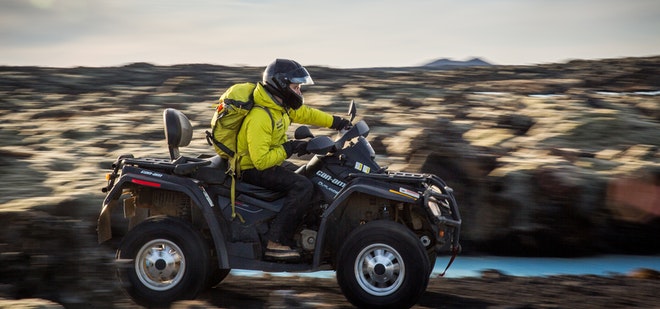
[287,67,314,85]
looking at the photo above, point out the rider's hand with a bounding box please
[283,140,309,158]
[331,116,351,131]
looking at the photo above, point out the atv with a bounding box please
[97,101,461,308]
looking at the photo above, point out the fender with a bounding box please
[312,176,421,266]
[97,169,230,268]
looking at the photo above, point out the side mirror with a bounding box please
[294,126,314,139]
[307,136,336,154]
[348,100,357,123]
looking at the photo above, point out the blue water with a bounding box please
[433,255,660,278]
[231,255,660,279]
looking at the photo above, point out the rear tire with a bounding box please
[117,216,210,307]
[336,220,430,309]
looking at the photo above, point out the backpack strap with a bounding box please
[229,155,243,222]
[231,104,274,180]
[227,104,274,222]
[253,105,275,131]
[205,131,235,157]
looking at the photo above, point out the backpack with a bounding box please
[205,82,273,222]
[206,83,274,158]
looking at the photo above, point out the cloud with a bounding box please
[1,0,659,67]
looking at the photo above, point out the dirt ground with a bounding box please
[108,271,660,309]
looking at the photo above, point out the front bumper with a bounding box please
[349,171,462,252]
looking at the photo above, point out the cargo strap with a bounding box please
[228,156,244,223]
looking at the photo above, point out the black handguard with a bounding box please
[331,116,351,131]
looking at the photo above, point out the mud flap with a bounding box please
[437,245,460,277]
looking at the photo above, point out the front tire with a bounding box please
[208,267,231,288]
[117,216,210,307]
[336,220,430,309]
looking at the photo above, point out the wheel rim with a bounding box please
[134,239,186,291]
[354,243,405,296]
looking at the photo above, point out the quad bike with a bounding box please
[97,101,461,308]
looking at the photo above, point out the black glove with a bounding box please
[331,116,351,131]
[283,140,309,158]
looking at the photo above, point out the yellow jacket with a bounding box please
[236,83,334,171]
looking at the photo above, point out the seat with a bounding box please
[162,108,210,174]
[235,181,287,202]
[163,108,194,161]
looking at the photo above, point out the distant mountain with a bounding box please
[423,57,492,69]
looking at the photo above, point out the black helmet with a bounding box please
[262,59,313,110]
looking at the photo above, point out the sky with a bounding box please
[1,0,659,68]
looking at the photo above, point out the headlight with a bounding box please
[427,196,451,218]
[428,197,441,217]
[429,185,443,195]
[429,184,453,195]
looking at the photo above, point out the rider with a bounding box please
[235,59,350,259]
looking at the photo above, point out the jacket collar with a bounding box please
[254,82,286,113]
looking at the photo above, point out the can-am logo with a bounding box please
[140,170,163,178]
[315,170,346,188]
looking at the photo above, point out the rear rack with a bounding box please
[102,154,211,193]
[121,156,211,174]
[121,157,177,172]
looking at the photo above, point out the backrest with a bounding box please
[163,108,193,161]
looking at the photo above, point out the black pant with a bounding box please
[241,162,313,246]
